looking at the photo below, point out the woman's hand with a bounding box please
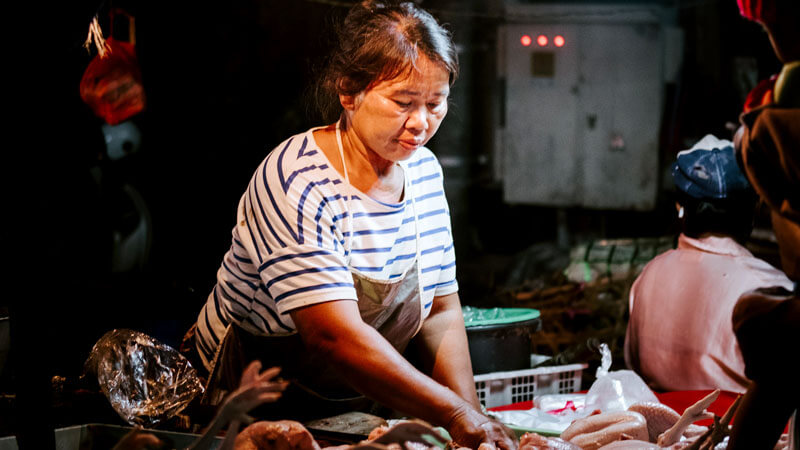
[447,405,518,450]
[291,300,514,448]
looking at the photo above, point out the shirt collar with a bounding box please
[677,233,755,258]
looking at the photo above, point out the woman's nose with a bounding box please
[405,107,429,133]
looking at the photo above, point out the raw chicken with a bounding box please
[561,411,649,450]
[235,420,321,450]
[519,432,582,450]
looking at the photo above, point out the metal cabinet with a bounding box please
[497,3,679,210]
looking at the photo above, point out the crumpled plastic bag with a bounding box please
[85,329,204,427]
[584,343,658,412]
[489,406,583,435]
[488,343,659,435]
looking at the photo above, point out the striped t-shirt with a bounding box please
[195,127,459,368]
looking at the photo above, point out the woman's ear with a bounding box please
[339,93,356,111]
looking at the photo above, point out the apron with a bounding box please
[200,121,426,419]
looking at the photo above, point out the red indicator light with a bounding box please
[537,35,548,47]
[520,35,532,46]
[554,35,565,47]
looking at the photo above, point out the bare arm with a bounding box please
[413,292,480,409]
[290,300,517,450]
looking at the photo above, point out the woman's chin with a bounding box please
[394,141,422,159]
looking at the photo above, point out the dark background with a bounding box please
[2,0,784,439]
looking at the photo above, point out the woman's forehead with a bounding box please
[373,57,450,94]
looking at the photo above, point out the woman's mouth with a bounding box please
[397,139,422,150]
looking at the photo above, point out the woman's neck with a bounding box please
[340,125,395,178]
[314,124,405,203]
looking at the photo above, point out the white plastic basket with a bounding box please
[474,363,588,408]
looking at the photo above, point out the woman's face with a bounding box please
[341,55,450,164]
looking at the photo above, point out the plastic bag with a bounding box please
[80,11,145,125]
[85,329,204,427]
[584,343,658,412]
[535,393,587,414]
[489,343,659,435]
[461,305,540,327]
[488,407,581,435]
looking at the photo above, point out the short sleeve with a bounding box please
[236,137,357,314]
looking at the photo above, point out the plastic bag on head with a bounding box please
[584,343,658,412]
[85,329,204,427]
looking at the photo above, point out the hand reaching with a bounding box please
[219,361,289,423]
[189,361,288,450]
[447,405,518,450]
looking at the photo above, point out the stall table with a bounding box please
[489,389,790,433]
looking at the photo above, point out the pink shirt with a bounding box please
[624,234,793,393]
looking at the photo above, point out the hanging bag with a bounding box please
[80,10,146,125]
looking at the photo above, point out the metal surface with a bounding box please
[0,423,223,450]
[497,3,681,210]
[304,411,388,444]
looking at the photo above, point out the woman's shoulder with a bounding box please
[259,128,331,174]
[250,127,339,197]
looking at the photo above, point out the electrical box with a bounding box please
[497,3,680,210]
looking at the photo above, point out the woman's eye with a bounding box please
[394,100,411,108]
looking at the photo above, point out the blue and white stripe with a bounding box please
[195,128,458,368]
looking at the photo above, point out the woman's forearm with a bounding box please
[291,301,472,428]
[414,293,480,408]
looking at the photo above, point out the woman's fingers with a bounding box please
[473,419,517,450]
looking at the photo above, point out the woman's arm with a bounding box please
[412,292,480,409]
[290,300,517,450]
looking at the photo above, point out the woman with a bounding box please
[191,2,516,449]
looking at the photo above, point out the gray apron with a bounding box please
[200,121,425,419]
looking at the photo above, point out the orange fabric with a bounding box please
[738,105,800,224]
[737,0,778,26]
[742,76,776,112]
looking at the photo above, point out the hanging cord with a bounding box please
[83,15,111,58]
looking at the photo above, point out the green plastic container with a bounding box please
[462,307,542,374]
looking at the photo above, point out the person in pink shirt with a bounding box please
[624,136,793,393]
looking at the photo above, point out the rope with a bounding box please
[83,15,111,58]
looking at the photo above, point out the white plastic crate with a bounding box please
[474,363,588,408]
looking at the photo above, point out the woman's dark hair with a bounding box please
[677,190,759,243]
[315,1,459,121]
